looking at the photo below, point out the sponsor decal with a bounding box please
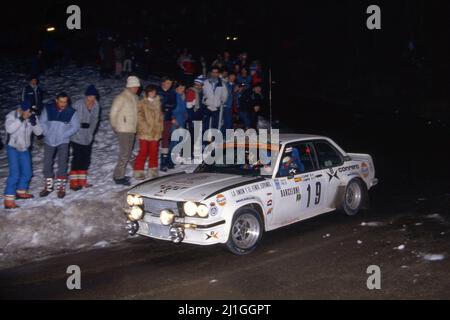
[326,168,340,182]
[267,199,273,207]
[230,181,272,197]
[236,197,256,204]
[280,186,300,198]
[296,193,302,202]
[216,194,227,206]
[294,177,302,183]
[157,184,188,195]
[267,208,273,215]
[206,231,219,240]
[361,162,370,178]
[338,164,360,173]
[280,179,288,186]
[209,206,219,217]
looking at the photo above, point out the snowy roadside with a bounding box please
[0,61,194,269]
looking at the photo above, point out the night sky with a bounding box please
[2,0,450,112]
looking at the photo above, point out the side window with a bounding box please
[277,143,317,177]
[314,141,343,168]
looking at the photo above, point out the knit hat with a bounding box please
[85,84,99,97]
[194,75,205,85]
[21,99,31,111]
[126,76,141,88]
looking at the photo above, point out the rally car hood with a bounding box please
[129,172,258,202]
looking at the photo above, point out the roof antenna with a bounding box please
[269,67,273,134]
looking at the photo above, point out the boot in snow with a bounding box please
[160,154,168,172]
[69,171,82,191]
[56,177,67,199]
[133,170,146,180]
[16,190,34,200]
[40,178,54,197]
[78,171,92,188]
[148,168,159,179]
[4,196,19,209]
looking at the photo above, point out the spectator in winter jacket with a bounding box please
[110,76,141,186]
[39,93,80,199]
[223,51,234,73]
[250,64,263,87]
[158,77,177,172]
[179,54,196,87]
[21,75,44,115]
[169,83,188,166]
[239,84,263,130]
[186,76,205,158]
[133,85,164,180]
[69,85,100,191]
[222,73,237,133]
[3,100,43,209]
[237,67,252,88]
[114,44,125,78]
[202,67,228,134]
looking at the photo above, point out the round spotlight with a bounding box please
[160,210,175,226]
[183,201,198,217]
[197,205,209,218]
[129,206,144,221]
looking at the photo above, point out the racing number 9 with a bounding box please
[306,182,321,207]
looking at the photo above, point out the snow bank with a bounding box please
[0,61,168,269]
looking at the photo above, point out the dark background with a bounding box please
[1,0,449,200]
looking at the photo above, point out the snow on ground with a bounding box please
[0,60,196,269]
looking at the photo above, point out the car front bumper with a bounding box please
[131,215,227,246]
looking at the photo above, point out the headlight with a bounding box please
[127,194,143,206]
[129,206,144,221]
[160,210,175,226]
[183,201,198,217]
[197,205,209,218]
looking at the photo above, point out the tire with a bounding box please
[341,179,366,216]
[226,208,263,255]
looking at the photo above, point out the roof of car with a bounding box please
[278,134,328,144]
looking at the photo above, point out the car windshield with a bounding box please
[195,144,279,177]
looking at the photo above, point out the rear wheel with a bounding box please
[342,179,366,216]
[226,208,263,255]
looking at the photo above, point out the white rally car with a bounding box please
[124,134,378,255]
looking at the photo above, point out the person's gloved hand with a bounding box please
[29,114,37,126]
[81,123,90,129]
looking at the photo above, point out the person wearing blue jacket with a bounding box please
[21,75,44,115]
[169,82,188,168]
[39,93,80,198]
[222,73,237,134]
[158,77,177,171]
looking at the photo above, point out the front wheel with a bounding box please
[226,208,263,255]
[341,179,366,216]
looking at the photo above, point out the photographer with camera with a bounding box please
[3,99,43,209]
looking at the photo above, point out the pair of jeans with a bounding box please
[134,139,159,170]
[43,143,69,179]
[4,146,32,196]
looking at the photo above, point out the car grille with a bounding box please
[143,198,180,217]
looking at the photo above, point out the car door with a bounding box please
[312,140,346,209]
[272,141,328,227]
